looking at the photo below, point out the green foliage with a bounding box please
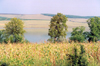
[70,26,85,42]
[48,13,68,42]
[0,16,11,21]
[87,17,100,42]
[0,18,27,44]
[9,35,14,43]
[14,34,23,43]
[0,30,4,43]
[3,38,9,44]
[0,30,27,44]
[8,34,23,43]
[5,18,25,36]
[0,30,10,44]
[66,45,88,66]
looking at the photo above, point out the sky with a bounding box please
[0,0,100,16]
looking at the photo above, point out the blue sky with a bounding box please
[0,0,100,16]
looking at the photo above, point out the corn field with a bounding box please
[0,42,100,66]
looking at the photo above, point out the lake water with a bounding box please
[24,28,71,43]
[0,28,71,43]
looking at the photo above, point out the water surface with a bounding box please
[24,28,71,43]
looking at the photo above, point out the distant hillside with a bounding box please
[0,14,52,20]
[0,16,11,20]
[42,14,100,18]
[0,13,100,21]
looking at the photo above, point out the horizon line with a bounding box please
[0,13,100,17]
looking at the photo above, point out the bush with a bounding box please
[70,26,85,42]
[66,45,88,66]
[0,33,27,44]
[70,35,85,42]
[14,34,23,43]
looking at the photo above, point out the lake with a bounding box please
[24,28,71,43]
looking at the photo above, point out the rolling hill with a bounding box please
[0,14,52,20]
[42,14,100,19]
[0,13,100,21]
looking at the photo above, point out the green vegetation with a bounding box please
[66,45,88,66]
[70,26,86,42]
[0,16,11,20]
[0,13,100,66]
[0,18,27,43]
[4,18,26,43]
[70,17,100,42]
[86,17,100,42]
[0,30,4,43]
[48,13,68,42]
[5,18,25,36]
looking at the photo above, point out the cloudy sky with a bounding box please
[0,0,100,16]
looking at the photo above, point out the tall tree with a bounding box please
[87,17,100,42]
[5,18,25,36]
[48,13,68,42]
[4,18,26,43]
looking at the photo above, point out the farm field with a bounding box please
[0,18,89,32]
[0,42,100,66]
[0,0,100,66]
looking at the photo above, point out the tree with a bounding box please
[4,18,26,43]
[70,26,85,42]
[48,13,68,42]
[87,17,100,42]
[5,18,25,36]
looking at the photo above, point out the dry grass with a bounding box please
[24,20,50,28]
[67,18,89,32]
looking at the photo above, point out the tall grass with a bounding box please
[0,42,100,66]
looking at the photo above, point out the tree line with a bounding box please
[48,13,100,43]
[0,13,100,43]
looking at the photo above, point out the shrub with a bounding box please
[14,34,23,43]
[70,26,85,42]
[66,45,88,66]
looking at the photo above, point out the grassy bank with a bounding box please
[0,42,100,66]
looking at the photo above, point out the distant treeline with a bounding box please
[0,17,48,21]
[42,14,100,18]
[0,17,11,20]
